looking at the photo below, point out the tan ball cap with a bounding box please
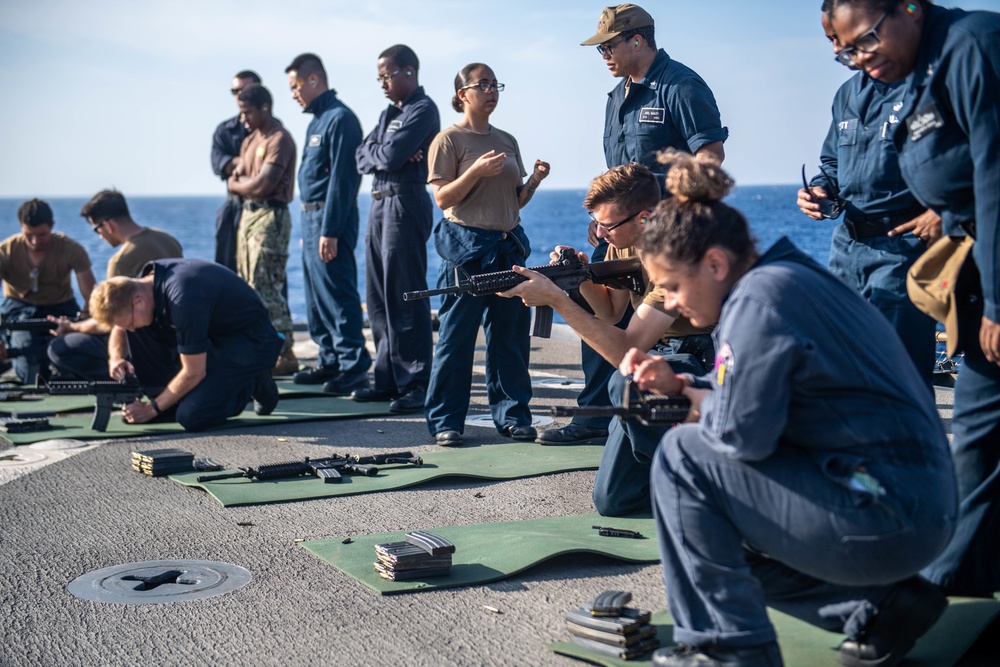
[580,4,654,46]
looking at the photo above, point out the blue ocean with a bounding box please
[0,186,836,323]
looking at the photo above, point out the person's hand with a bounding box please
[888,210,942,244]
[48,315,74,337]
[122,398,156,424]
[500,266,563,306]
[682,387,711,423]
[227,172,239,192]
[319,236,339,262]
[587,219,599,247]
[549,245,588,265]
[470,150,506,178]
[109,358,136,381]
[796,186,829,220]
[530,160,550,183]
[409,149,424,163]
[981,316,1000,365]
[621,348,681,395]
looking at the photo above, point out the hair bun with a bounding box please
[656,148,733,203]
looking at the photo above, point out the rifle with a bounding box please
[551,377,691,426]
[42,373,144,432]
[196,450,424,484]
[0,313,82,333]
[402,248,646,338]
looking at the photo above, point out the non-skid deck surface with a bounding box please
[0,395,392,446]
[300,512,657,595]
[548,599,1000,667]
[171,443,604,507]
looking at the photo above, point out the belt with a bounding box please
[843,205,927,240]
[301,201,325,211]
[243,199,288,212]
[371,183,425,201]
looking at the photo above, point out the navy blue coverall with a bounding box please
[297,90,371,376]
[894,5,1000,598]
[210,115,247,271]
[651,238,956,649]
[810,74,936,385]
[125,259,283,432]
[355,86,439,395]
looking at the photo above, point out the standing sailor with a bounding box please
[354,44,439,414]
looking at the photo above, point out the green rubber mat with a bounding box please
[548,599,1000,666]
[0,395,392,446]
[0,380,344,419]
[0,394,98,416]
[300,512,657,595]
[172,443,604,507]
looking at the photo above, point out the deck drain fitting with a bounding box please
[67,559,251,604]
[531,377,586,390]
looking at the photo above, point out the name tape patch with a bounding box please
[308,134,322,148]
[906,103,944,142]
[387,119,403,133]
[638,107,665,124]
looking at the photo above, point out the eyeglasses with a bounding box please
[596,35,629,57]
[834,11,889,67]
[459,81,505,93]
[230,87,243,96]
[290,79,306,92]
[590,210,639,233]
[377,69,401,84]
[92,220,106,234]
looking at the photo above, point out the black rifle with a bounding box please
[0,313,82,333]
[551,377,691,426]
[402,248,646,338]
[196,450,423,484]
[43,373,144,432]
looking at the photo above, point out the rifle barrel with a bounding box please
[403,284,468,301]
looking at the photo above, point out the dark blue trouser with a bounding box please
[652,423,956,647]
[300,208,371,374]
[828,224,936,388]
[48,327,180,386]
[365,190,433,394]
[425,258,532,436]
[574,240,633,431]
[215,195,242,272]
[0,297,79,383]
[592,337,714,516]
[922,283,1000,597]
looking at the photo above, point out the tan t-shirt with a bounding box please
[605,243,713,339]
[107,227,183,278]
[0,232,91,304]
[427,124,526,231]
[239,122,296,204]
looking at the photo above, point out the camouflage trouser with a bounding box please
[236,205,293,351]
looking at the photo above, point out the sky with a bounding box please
[1,0,998,198]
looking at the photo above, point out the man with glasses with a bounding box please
[211,70,260,272]
[797,2,939,387]
[353,44,439,413]
[546,4,729,448]
[502,163,714,516]
[87,258,283,431]
[285,52,372,395]
[47,189,182,381]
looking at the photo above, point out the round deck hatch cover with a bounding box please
[68,559,251,604]
[465,414,553,428]
[531,377,586,390]
[0,449,47,466]
[30,438,88,451]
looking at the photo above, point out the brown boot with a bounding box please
[272,348,299,376]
